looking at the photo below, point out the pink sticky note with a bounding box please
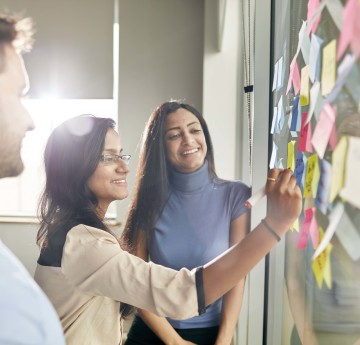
[350,1,360,58]
[307,0,321,34]
[308,208,319,249]
[311,104,336,158]
[337,0,358,60]
[298,208,313,250]
[292,60,301,95]
[286,57,301,95]
[329,123,338,150]
[298,112,313,152]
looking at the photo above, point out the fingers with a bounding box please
[266,168,282,191]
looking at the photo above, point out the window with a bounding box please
[0,99,117,219]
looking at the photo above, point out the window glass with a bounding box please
[270,0,360,344]
[0,99,117,219]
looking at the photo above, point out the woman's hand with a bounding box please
[265,168,302,236]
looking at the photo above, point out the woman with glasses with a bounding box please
[34,114,302,345]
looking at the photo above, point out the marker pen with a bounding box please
[245,185,266,208]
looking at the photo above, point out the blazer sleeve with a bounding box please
[61,224,205,319]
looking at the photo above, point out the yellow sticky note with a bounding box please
[321,39,337,96]
[291,218,299,232]
[330,136,348,202]
[312,227,333,289]
[312,156,320,198]
[304,154,317,198]
[287,140,296,171]
[300,65,310,106]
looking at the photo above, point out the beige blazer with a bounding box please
[35,224,201,345]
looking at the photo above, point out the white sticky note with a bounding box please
[313,202,344,259]
[306,81,321,124]
[335,210,360,261]
[326,0,343,31]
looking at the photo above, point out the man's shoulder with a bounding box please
[0,241,65,345]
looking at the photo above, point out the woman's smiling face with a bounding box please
[164,108,207,173]
[86,128,130,214]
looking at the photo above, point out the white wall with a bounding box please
[116,0,204,225]
[203,0,246,182]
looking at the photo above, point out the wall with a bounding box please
[203,0,244,181]
[0,0,204,273]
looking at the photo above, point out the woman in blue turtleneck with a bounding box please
[122,101,251,345]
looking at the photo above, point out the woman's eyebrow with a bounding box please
[165,121,200,133]
[103,148,124,154]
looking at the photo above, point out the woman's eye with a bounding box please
[105,156,114,163]
[168,133,180,140]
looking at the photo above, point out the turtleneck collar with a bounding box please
[169,160,212,193]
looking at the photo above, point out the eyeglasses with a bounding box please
[100,153,131,166]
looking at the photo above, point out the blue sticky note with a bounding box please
[295,152,305,189]
[290,96,300,131]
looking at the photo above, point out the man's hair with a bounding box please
[0,13,34,53]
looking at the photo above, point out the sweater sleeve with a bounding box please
[61,224,204,319]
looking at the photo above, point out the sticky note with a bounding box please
[309,34,323,83]
[330,136,348,202]
[287,140,296,171]
[298,208,318,250]
[305,81,321,124]
[298,112,313,153]
[312,227,332,289]
[300,65,310,106]
[337,0,359,60]
[307,0,321,34]
[340,136,360,209]
[321,39,337,96]
[335,210,360,261]
[287,57,301,95]
[311,156,320,198]
[311,104,336,159]
[313,202,344,259]
[315,159,332,214]
[304,154,318,198]
[295,152,305,188]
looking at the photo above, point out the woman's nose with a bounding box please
[116,159,130,173]
[182,132,194,145]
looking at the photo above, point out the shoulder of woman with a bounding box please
[66,224,118,245]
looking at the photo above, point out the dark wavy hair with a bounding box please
[37,115,116,249]
[121,100,216,253]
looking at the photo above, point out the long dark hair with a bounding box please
[37,115,116,248]
[121,101,216,253]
